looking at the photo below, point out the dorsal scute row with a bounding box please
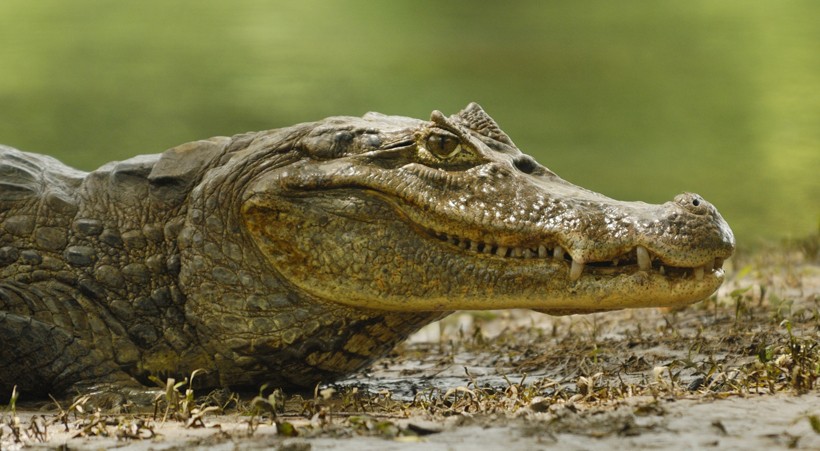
[1,136,234,217]
[87,136,233,207]
[0,145,85,203]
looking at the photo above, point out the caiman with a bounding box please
[0,103,734,401]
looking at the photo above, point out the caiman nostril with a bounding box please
[674,192,708,215]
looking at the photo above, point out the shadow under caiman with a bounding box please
[0,103,734,401]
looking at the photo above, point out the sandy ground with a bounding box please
[11,393,819,450]
[3,244,819,450]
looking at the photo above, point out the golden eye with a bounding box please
[425,133,462,160]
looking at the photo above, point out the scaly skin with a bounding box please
[0,104,734,399]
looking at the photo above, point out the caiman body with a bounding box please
[0,104,734,398]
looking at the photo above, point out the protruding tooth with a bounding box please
[511,247,523,258]
[483,244,494,254]
[612,258,619,267]
[470,241,480,252]
[538,245,548,258]
[694,266,705,281]
[496,246,508,257]
[705,259,715,272]
[659,265,666,275]
[459,240,469,249]
[569,260,584,281]
[553,246,565,259]
[523,249,534,258]
[637,246,651,271]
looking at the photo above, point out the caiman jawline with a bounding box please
[422,227,725,282]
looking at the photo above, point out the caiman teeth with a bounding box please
[569,260,584,281]
[637,245,651,271]
[426,228,722,281]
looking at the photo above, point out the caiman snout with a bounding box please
[637,192,735,274]
[674,192,735,252]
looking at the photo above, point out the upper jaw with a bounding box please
[397,176,735,285]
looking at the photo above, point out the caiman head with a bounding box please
[237,103,735,315]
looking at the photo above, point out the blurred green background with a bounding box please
[1,1,817,245]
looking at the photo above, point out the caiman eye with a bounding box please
[424,132,462,160]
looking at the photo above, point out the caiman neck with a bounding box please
[177,146,443,388]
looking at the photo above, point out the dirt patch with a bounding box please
[3,239,819,450]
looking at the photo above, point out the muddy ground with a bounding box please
[3,239,819,450]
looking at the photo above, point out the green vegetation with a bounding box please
[0,1,817,243]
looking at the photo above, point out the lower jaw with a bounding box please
[474,271,723,314]
[348,262,724,313]
[553,268,725,310]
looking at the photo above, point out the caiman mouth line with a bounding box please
[422,227,725,282]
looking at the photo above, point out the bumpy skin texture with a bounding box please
[0,104,734,398]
